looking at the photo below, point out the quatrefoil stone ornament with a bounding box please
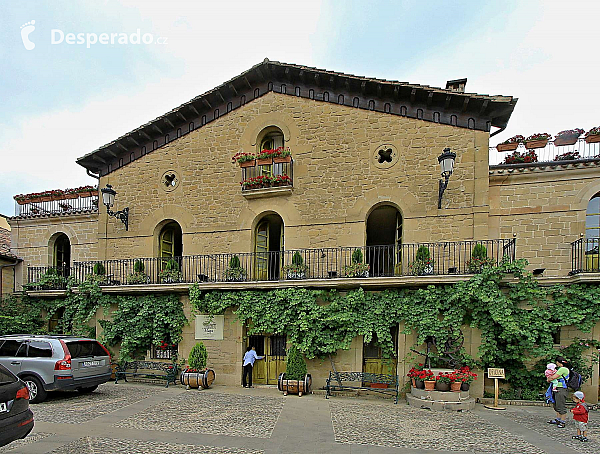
[373,144,399,169]
[161,170,180,192]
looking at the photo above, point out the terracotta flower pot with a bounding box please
[461,382,470,391]
[450,381,462,392]
[585,134,600,144]
[240,160,256,168]
[424,380,436,391]
[554,135,579,146]
[273,155,292,164]
[411,378,416,387]
[435,381,450,391]
[256,158,273,166]
[496,143,519,152]
[524,139,549,149]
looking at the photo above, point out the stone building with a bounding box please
[0,215,21,299]
[7,60,600,401]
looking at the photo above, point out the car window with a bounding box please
[65,341,107,358]
[27,341,53,358]
[0,340,23,357]
[0,364,17,384]
[15,343,28,357]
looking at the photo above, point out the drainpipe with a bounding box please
[86,169,100,180]
[489,126,506,138]
[0,258,21,300]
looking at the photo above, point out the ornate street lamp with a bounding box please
[437,148,456,209]
[101,184,129,231]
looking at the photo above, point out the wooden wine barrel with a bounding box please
[181,369,216,389]
[278,373,312,396]
[200,368,216,389]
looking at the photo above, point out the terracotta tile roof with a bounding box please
[0,227,18,260]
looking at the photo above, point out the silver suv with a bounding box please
[0,335,112,403]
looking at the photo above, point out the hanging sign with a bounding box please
[195,315,224,340]
[487,368,505,379]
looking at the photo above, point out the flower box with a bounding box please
[585,134,600,144]
[274,155,292,164]
[39,196,52,202]
[256,158,273,166]
[64,193,79,199]
[554,135,580,146]
[496,143,519,152]
[240,160,256,168]
[524,139,548,149]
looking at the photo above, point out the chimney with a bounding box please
[446,78,467,93]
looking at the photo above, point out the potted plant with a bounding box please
[435,372,451,391]
[273,147,292,164]
[449,373,462,392]
[180,342,215,389]
[58,202,71,212]
[272,174,292,187]
[554,151,582,161]
[524,133,551,149]
[277,345,311,397]
[241,175,273,190]
[496,135,524,152]
[466,244,495,274]
[232,152,256,168]
[13,194,30,205]
[343,248,370,278]
[256,149,277,166]
[407,364,427,389]
[159,259,183,283]
[126,260,150,284]
[93,261,106,276]
[409,245,434,276]
[63,188,80,200]
[283,251,308,279]
[554,128,584,146]
[585,126,600,144]
[224,255,247,281]
[502,149,538,164]
[457,366,477,391]
[76,185,96,198]
[423,370,436,390]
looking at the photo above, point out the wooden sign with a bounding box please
[487,368,505,379]
[195,315,224,340]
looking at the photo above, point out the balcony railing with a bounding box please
[490,138,600,166]
[26,239,516,289]
[15,195,99,217]
[570,237,599,274]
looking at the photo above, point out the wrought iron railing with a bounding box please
[26,265,71,290]
[570,237,599,274]
[490,138,600,166]
[26,239,516,289]
[15,195,99,216]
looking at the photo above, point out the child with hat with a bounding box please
[571,391,589,442]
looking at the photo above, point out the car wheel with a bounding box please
[77,385,98,393]
[23,376,48,404]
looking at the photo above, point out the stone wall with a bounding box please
[0,257,16,297]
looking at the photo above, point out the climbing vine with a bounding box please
[190,259,600,390]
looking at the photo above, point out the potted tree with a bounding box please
[180,342,216,389]
[496,135,524,152]
[224,255,247,281]
[466,244,495,273]
[554,128,584,146]
[159,259,183,283]
[127,260,150,284]
[277,345,312,396]
[343,249,370,278]
[409,246,434,276]
[283,251,308,279]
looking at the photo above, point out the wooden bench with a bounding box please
[115,361,178,388]
[325,371,399,403]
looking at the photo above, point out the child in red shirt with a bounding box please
[571,391,589,442]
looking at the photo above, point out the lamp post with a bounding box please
[101,184,129,231]
[437,148,456,209]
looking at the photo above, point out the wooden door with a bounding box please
[266,335,286,384]
[248,335,266,384]
[362,329,398,385]
[160,227,175,259]
[395,212,403,275]
[255,221,269,280]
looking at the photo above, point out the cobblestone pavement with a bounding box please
[45,437,264,454]
[3,382,598,453]
[30,384,158,423]
[115,391,284,438]
[330,400,546,453]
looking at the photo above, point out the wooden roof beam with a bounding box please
[228,83,238,96]
[255,67,265,81]
[479,99,489,116]
[202,98,212,109]
[377,84,382,98]
[393,86,400,100]
[128,137,140,146]
[361,81,367,94]
[410,89,417,103]
[462,97,470,112]
[188,104,200,116]
[176,112,187,122]
[427,92,434,106]
[152,125,164,135]
[216,89,225,103]
[140,130,152,140]
[93,154,107,164]
[164,118,175,128]
[243,76,252,89]
[106,148,118,157]
[116,142,129,152]
[445,95,452,109]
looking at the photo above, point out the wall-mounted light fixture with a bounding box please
[437,148,456,209]
[100,184,129,231]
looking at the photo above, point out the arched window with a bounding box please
[53,233,70,276]
[586,194,600,241]
[366,205,402,277]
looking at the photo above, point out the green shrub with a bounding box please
[165,259,179,271]
[415,246,431,261]
[471,244,488,259]
[93,262,106,275]
[133,260,145,273]
[188,342,207,370]
[229,255,241,268]
[285,345,307,380]
[291,251,304,266]
[351,248,363,264]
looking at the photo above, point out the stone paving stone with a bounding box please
[501,409,598,454]
[46,437,264,454]
[0,432,53,453]
[330,401,545,453]
[31,384,157,424]
[115,391,284,438]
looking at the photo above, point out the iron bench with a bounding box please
[326,371,399,403]
[115,360,178,388]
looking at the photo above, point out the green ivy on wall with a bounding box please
[190,259,600,390]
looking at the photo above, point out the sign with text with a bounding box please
[195,315,224,340]
[487,368,505,379]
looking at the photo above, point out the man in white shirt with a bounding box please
[242,346,264,388]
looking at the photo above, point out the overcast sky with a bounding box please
[1,0,599,216]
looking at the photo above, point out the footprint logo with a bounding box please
[20,20,36,50]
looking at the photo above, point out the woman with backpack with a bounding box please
[546,357,571,428]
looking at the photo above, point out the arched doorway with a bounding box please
[53,234,70,277]
[366,205,402,276]
[158,221,183,259]
[254,214,283,280]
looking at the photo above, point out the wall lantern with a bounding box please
[101,184,129,231]
[437,148,456,209]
